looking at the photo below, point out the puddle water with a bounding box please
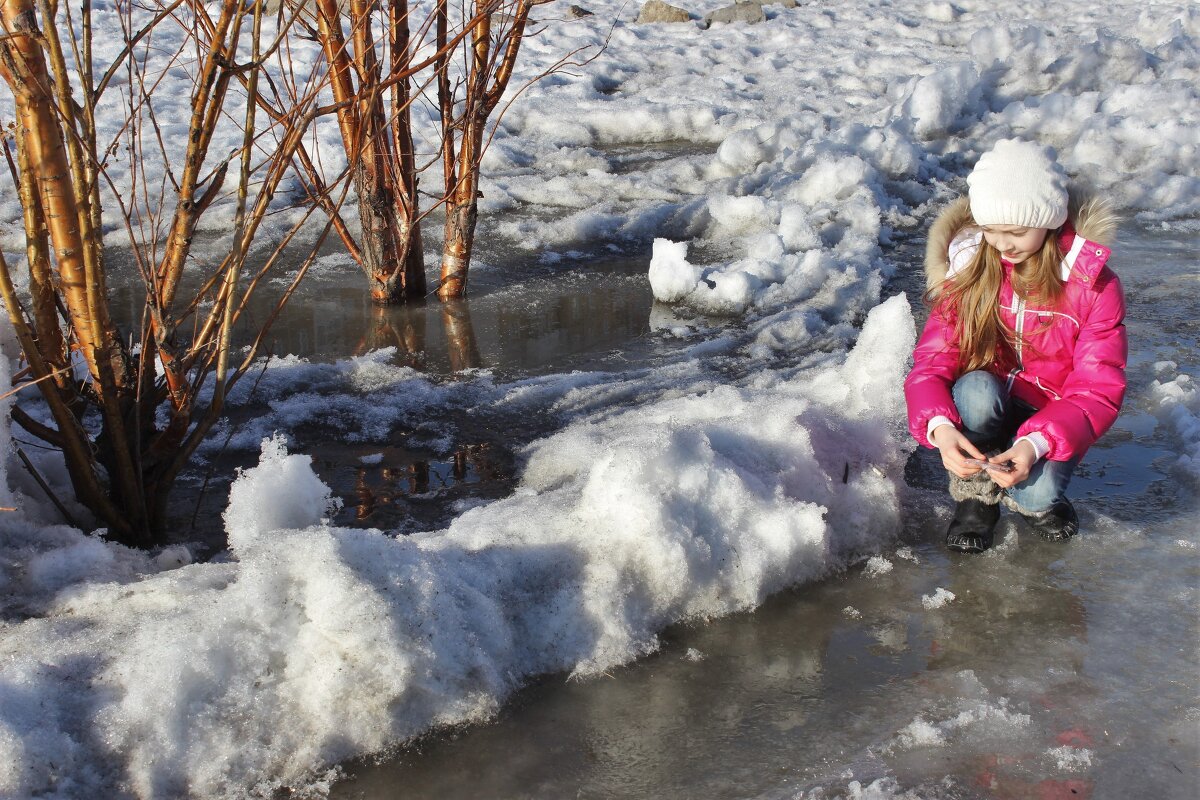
[326,225,1200,799]
[107,237,703,548]
[108,247,666,378]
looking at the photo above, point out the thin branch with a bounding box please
[16,446,83,529]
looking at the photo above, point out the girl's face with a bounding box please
[981,225,1049,265]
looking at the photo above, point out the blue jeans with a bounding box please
[953,370,1078,513]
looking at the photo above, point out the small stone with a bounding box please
[636,0,691,24]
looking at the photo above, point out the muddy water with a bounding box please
[325,226,1200,799]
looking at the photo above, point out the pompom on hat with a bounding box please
[967,139,1069,229]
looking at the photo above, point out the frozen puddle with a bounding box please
[327,226,1200,799]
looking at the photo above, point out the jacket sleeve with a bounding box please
[905,305,963,448]
[1016,271,1127,461]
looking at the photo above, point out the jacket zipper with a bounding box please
[1014,294,1026,367]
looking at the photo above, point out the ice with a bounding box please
[887,671,1032,753]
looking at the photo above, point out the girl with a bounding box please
[905,139,1127,553]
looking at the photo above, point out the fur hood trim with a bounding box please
[923,190,1119,293]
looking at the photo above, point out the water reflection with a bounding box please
[107,250,657,377]
[328,576,895,799]
[441,300,484,371]
[347,444,500,525]
[356,304,428,369]
[352,300,483,372]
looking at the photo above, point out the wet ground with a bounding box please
[320,225,1199,799]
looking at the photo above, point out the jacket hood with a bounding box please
[923,189,1119,294]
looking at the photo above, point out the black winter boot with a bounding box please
[945,499,1001,553]
[1024,500,1079,541]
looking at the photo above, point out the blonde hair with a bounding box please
[926,229,1065,373]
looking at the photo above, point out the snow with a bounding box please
[0,0,1197,796]
[887,671,1032,753]
[1,296,916,798]
[1048,745,1094,770]
[864,556,894,577]
[921,587,957,610]
[223,435,342,549]
[1150,368,1200,484]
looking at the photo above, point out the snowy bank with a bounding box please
[1,298,914,797]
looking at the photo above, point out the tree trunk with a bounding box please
[313,0,425,305]
[438,193,479,300]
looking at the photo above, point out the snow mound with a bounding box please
[224,434,341,549]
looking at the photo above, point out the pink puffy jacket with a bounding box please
[905,195,1127,462]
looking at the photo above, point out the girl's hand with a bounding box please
[987,440,1036,488]
[930,425,987,478]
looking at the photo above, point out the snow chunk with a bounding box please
[1150,370,1200,484]
[708,194,771,234]
[921,588,956,609]
[888,672,1031,754]
[894,717,947,748]
[648,238,704,304]
[224,435,340,549]
[1048,745,1094,770]
[923,2,961,22]
[25,537,117,594]
[891,62,980,139]
[864,556,893,577]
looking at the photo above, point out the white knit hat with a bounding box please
[967,139,1069,229]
